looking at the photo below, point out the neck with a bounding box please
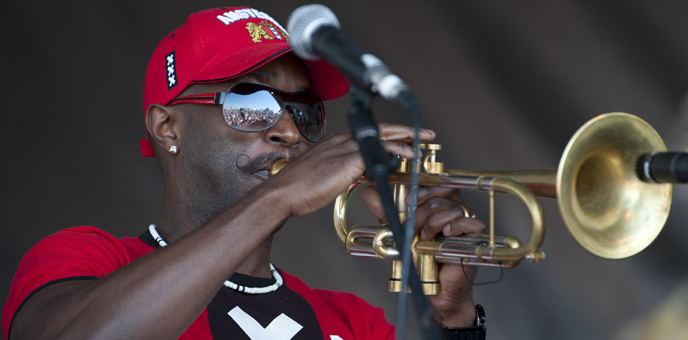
[155,196,194,243]
[233,238,274,278]
[154,189,275,279]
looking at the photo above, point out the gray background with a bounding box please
[2,1,688,339]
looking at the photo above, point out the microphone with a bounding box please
[636,152,688,183]
[287,4,410,102]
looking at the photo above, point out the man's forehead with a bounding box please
[245,53,313,90]
[184,54,313,95]
[180,71,311,97]
[241,70,312,93]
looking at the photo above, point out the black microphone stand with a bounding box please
[346,86,438,340]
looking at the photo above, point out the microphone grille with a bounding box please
[287,4,340,60]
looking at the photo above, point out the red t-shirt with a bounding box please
[2,227,395,340]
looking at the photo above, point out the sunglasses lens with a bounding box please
[221,83,325,142]
[223,90,282,131]
[288,101,325,142]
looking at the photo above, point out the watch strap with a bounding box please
[433,304,486,340]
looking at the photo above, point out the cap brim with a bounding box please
[302,58,349,101]
[192,43,349,101]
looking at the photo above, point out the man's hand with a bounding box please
[360,152,486,328]
[269,122,484,327]
[412,187,485,327]
[267,124,436,218]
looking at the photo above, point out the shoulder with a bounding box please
[312,289,395,339]
[280,270,395,339]
[280,270,381,313]
[2,227,151,339]
[312,289,384,315]
[42,226,123,246]
[20,226,140,269]
[31,226,124,249]
[8,226,141,290]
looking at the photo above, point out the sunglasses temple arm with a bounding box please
[167,92,225,106]
[215,92,225,105]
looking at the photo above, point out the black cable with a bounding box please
[460,261,504,286]
[366,133,436,340]
[346,87,437,340]
[392,90,438,340]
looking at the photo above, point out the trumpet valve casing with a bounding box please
[389,144,443,295]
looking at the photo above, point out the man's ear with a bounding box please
[146,104,182,156]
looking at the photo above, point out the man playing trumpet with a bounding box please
[3,7,486,340]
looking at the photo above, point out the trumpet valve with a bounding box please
[419,143,444,174]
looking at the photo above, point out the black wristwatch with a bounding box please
[433,305,486,340]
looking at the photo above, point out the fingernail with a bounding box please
[421,229,427,240]
[443,224,451,235]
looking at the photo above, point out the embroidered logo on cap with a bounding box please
[166,51,178,90]
[246,20,289,43]
[216,8,287,34]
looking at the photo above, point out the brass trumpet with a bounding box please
[272,112,673,295]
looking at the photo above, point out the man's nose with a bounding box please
[264,109,303,148]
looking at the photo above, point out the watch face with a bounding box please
[476,304,486,328]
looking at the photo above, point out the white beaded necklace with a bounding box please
[148,224,283,294]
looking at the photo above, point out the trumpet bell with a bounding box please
[558,112,672,259]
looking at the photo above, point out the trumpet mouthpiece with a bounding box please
[269,159,291,177]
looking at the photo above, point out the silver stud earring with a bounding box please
[169,145,178,154]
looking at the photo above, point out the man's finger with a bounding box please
[360,186,386,221]
[420,205,485,240]
[378,123,436,143]
[410,187,464,207]
[424,211,486,240]
[414,197,460,234]
[380,140,418,159]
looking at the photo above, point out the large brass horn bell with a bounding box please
[557,113,671,258]
[328,112,672,294]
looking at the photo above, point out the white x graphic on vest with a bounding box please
[228,306,303,340]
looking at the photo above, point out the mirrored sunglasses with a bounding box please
[168,82,326,143]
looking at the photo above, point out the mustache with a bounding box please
[235,151,297,174]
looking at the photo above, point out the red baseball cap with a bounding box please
[140,7,349,157]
